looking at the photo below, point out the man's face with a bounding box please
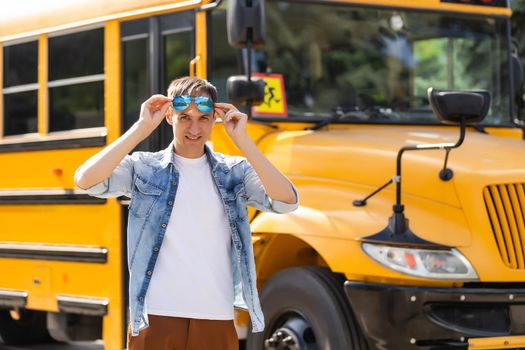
[166,95,215,158]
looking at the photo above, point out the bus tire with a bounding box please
[246,266,368,350]
[0,309,55,345]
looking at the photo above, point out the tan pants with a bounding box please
[127,314,239,350]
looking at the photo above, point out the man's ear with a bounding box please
[166,108,174,125]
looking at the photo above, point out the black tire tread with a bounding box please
[248,266,368,350]
[304,267,368,350]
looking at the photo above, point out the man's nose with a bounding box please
[189,120,200,134]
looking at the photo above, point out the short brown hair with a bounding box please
[166,76,218,103]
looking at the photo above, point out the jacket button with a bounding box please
[168,201,173,206]
[153,247,159,252]
[139,296,144,301]
[172,181,177,186]
[144,189,148,193]
[162,223,167,228]
[147,270,152,276]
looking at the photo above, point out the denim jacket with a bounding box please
[82,142,298,336]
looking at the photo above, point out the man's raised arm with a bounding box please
[215,102,298,205]
[74,95,172,190]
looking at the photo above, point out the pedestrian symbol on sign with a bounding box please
[252,73,288,117]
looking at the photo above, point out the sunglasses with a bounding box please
[172,95,214,113]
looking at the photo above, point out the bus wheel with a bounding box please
[246,266,367,350]
[0,309,55,344]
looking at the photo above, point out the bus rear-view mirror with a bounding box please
[227,0,266,48]
[227,76,265,106]
[427,88,490,125]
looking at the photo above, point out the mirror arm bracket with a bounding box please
[438,116,466,181]
[354,116,467,206]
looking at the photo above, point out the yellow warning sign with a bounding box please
[252,73,288,117]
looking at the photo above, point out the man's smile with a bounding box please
[185,135,202,141]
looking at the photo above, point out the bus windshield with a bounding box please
[250,2,511,125]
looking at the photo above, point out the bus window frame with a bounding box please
[0,24,108,151]
[120,11,196,153]
[47,24,105,134]
[1,36,39,139]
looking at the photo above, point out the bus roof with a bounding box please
[0,0,205,42]
[0,0,511,43]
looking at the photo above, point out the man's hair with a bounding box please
[167,76,218,103]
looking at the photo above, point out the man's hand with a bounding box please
[215,102,297,205]
[214,102,249,146]
[75,95,171,190]
[138,95,173,137]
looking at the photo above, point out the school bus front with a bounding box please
[218,0,525,349]
[1,0,525,349]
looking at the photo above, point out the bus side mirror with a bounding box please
[427,88,490,125]
[227,76,265,105]
[227,0,266,48]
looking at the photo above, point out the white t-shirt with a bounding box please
[145,153,234,319]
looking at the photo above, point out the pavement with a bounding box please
[0,340,104,350]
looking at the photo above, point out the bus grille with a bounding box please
[483,183,525,269]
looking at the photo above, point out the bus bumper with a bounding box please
[344,281,525,350]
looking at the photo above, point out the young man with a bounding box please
[74,77,298,350]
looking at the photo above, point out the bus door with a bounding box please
[121,11,195,152]
[118,11,195,343]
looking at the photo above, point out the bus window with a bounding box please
[123,35,149,152]
[160,12,194,150]
[414,38,491,96]
[412,18,500,120]
[208,3,241,103]
[2,40,38,136]
[48,28,104,132]
[249,2,510,125]
[163,31,192,93]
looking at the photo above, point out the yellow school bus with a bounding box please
[1,0,525,349]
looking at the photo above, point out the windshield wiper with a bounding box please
[305,106,398,130]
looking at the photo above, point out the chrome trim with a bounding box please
[0,243,107,254]
[0,136,106,153]
[0,126,106,145]
[57,295,108,316]
[0,188,106,205]
[47,23,105,38]
[47,74,105,88]
[2,83,39,94]
[0,189,88,197]
[0,289,28,308]
[121,33,149,42]
[46,126,107,138]
[0,132,40,143]
[0,243,108,263]
[1,36,39,46]
[161,27,193,36]
[199,0,222,11]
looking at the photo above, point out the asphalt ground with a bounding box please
[0,340,104,350]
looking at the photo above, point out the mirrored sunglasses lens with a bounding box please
[172,96,191,110]
[195,97,213,113]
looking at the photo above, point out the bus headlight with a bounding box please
[362,243,478,280]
